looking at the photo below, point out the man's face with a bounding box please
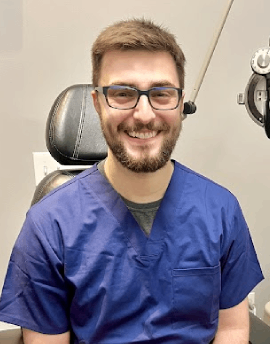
[92,50,184,173]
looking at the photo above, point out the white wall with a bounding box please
[0,0,269,330]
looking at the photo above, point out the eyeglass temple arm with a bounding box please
[183,0,235,117]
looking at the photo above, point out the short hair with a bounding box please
[91,18,185,88]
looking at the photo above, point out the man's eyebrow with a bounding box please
[150,81,177,88]
[110,82,137,87]
[110,81,178,88]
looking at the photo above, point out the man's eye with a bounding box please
[114,90,135,97]
[152,91,170,98]
[117,92,128,97]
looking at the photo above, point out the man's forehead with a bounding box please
[101,49,174,63]
[99,50,179,87]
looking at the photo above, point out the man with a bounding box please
[0,19,264,343]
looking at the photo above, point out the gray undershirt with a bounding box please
[97,160,162,236]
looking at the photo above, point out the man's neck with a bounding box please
[104,152,174,204]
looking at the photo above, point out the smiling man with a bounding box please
[93,49,182,176]
[0,19,264,344]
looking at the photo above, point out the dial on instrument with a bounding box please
[251,48,270,75]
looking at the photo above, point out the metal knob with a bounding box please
[257,54,270,69]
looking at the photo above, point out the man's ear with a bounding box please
[91,90,101,114]
[180,91,185,117]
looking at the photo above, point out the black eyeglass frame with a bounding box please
[94,85,183,110]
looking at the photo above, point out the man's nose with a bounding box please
[132,95,156,123]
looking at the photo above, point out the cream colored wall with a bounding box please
[0,0,269,330]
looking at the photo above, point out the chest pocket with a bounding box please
[172,264,220,327]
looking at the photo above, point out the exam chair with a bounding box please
[31,84,107,205]
[0,85,269,343]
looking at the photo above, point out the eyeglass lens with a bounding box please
[106,86,179,110]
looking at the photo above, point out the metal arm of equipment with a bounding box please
[183,0,235,117]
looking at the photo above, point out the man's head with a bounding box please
[92,18,185,89]
[91,19,186,173]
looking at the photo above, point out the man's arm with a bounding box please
[213,298,249,344]
[22,328,70,344]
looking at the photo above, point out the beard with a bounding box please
[100,119,182,173]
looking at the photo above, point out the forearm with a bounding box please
[22,328,70,344]
[213,327,249,344]
[213,298,249,344]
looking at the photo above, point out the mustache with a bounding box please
[118,122,170,132]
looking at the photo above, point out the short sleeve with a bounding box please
[220,199,264,309]
[0,211,70,334]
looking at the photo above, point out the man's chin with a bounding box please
[105,136,174,173]
[116,153,170,173]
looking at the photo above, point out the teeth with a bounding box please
[128,131,157,139]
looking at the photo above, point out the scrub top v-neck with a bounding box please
[90,161,186,259]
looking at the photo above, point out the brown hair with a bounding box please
[91,18,185,88]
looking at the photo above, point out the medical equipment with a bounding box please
[183,0,235,117]
[238,40,270,138]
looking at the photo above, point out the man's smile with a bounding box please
[126,130,158,139]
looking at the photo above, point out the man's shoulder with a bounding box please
[173,161,237,202]
[29,165,100,213]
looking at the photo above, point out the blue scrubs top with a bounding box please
[0,162,264,343]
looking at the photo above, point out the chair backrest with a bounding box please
[0,328,23,344]
[46,84,107,165]
[31,84,107,205]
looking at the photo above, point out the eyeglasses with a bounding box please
[94,85,183,110]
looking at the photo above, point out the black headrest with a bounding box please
[46,84,107,165]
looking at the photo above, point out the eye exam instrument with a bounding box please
[238,40,270,138]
